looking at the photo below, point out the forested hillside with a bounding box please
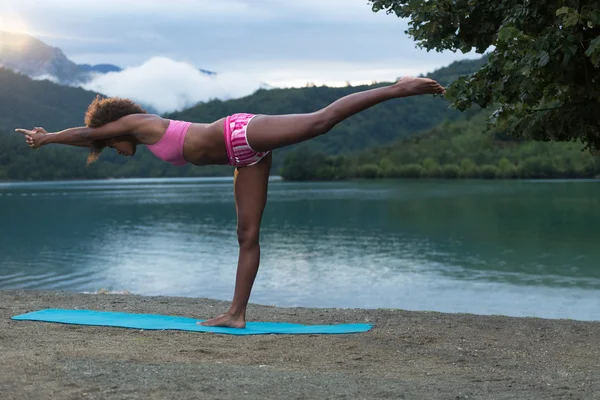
[279,110,599,180]
[0,68,99,132]
[0,59,486,181]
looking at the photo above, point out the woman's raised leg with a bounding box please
[246,77,446,152]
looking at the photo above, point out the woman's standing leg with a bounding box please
[245,77,446,152]
[199,153,272,328]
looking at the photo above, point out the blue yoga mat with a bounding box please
[11,309,373,336]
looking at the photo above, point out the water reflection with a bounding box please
[1,179,600,320]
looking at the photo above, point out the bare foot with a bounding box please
[394,77,446,97]
[197,313,246,329]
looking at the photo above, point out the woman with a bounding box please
[16,76,446,328]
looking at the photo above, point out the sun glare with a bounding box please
[0,13,31,35]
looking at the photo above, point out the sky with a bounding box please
[0,0,484,113]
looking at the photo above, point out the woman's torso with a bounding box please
[137,116,229,166]
[182,118,229,165]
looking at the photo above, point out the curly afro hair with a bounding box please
[84,95,147,165]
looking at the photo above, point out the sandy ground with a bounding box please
[1,290,599,400]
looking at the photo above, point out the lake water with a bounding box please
[1,178,599,321]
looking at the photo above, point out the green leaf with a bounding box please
[497,26,522,42]
[556,6,581,27]
[563,13,580,27]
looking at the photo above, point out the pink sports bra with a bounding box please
[146,119,191,166]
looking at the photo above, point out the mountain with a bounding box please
[0,31,216,85]
[78,64,123,74]
[0,31,117,84]
[198,68,217,76]
[0,31,83,84]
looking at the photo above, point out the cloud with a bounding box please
[78,55,448,115]
[2,0,485,109]
[1,0,477,73]
[31,74,61,84]
[81,57,263,114]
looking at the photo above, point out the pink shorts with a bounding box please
[223,113,269,167]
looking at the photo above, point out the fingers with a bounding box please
[16,128,46,135]
[16,128,44,149]
[20,132,36,148]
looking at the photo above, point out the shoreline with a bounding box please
[1,175,600,185]
[39,289,600,324]
[3,290,600,399]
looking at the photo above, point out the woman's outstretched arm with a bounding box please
[15,127,92,148]
[15,114,151,148]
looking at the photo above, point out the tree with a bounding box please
[370,0,600,150]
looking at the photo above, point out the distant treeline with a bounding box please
[279,111,600,181]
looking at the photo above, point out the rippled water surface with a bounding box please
[2,178,600,321]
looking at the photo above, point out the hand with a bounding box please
[15,127,48,149]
